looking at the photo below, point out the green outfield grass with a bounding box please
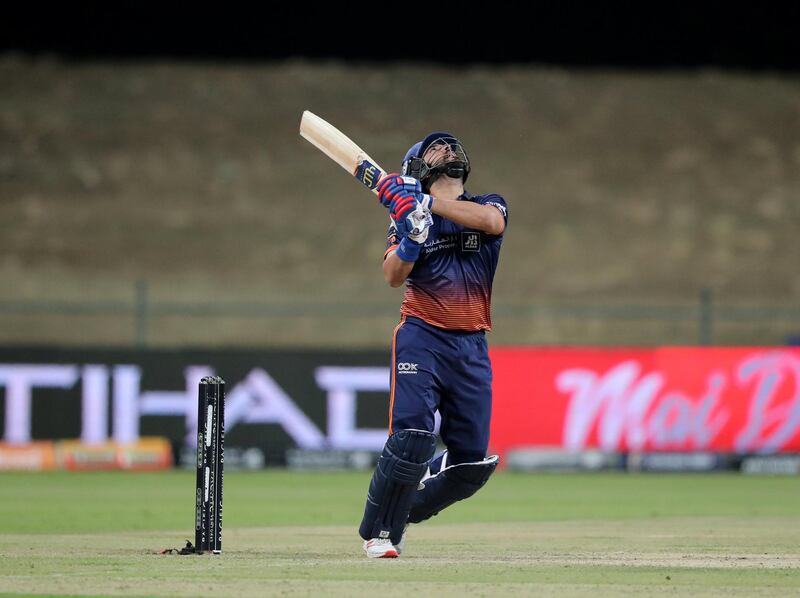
[0,471,799,597]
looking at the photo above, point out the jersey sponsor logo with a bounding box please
[424,235,455,248]
[461,231,481,252]
[397,362,419,374]
[355,159,381,190]
[422,235,457,255]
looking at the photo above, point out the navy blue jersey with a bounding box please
[385,192,508,331]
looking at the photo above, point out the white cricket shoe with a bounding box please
[363,538,399,558]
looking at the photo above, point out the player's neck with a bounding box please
[429,177,465,202]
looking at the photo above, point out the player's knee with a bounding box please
[384,429,437,477]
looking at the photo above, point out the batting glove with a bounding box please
[393,194,434,262]
[377,173,422,209]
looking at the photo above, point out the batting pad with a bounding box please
[358,429,436,544]
[408,454,499,524]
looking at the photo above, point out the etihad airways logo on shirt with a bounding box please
[397,362,419,374]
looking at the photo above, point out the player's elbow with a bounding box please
[482,213,506,236]
[384,269,406,287]
[383,258,406,287]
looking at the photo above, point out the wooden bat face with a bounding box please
[299,110,387,194]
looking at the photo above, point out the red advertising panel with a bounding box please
[489,348,800,456]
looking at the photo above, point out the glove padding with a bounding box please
[377,173,421,209]
[393,194,434,262]
[391,194,433,240]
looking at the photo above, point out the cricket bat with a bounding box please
[299,110,387,194]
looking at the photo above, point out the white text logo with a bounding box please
[397,363,419,374]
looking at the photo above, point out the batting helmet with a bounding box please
[401,132,470,192]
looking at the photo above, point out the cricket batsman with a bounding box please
[359,132,508,558]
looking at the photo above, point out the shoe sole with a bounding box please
[364,547,399,558]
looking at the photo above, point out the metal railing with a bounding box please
[0,281,798,348]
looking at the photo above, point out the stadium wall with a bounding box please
[1,347,797,471]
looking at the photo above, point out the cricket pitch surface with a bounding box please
[1,471,798,597]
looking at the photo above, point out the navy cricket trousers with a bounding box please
[389,316,492,464]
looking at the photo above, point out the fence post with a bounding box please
[699,288,713,346]
[135,279,149,348]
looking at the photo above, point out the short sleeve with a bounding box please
[478,194,508,229]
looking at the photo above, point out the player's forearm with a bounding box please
[383,251,415,287]
[431,198,505,235]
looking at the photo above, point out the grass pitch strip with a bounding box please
[0,471,798,597]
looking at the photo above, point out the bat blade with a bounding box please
[299,110,387,194]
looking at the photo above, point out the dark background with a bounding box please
[2,3,799,350]
[3,4,799,70]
